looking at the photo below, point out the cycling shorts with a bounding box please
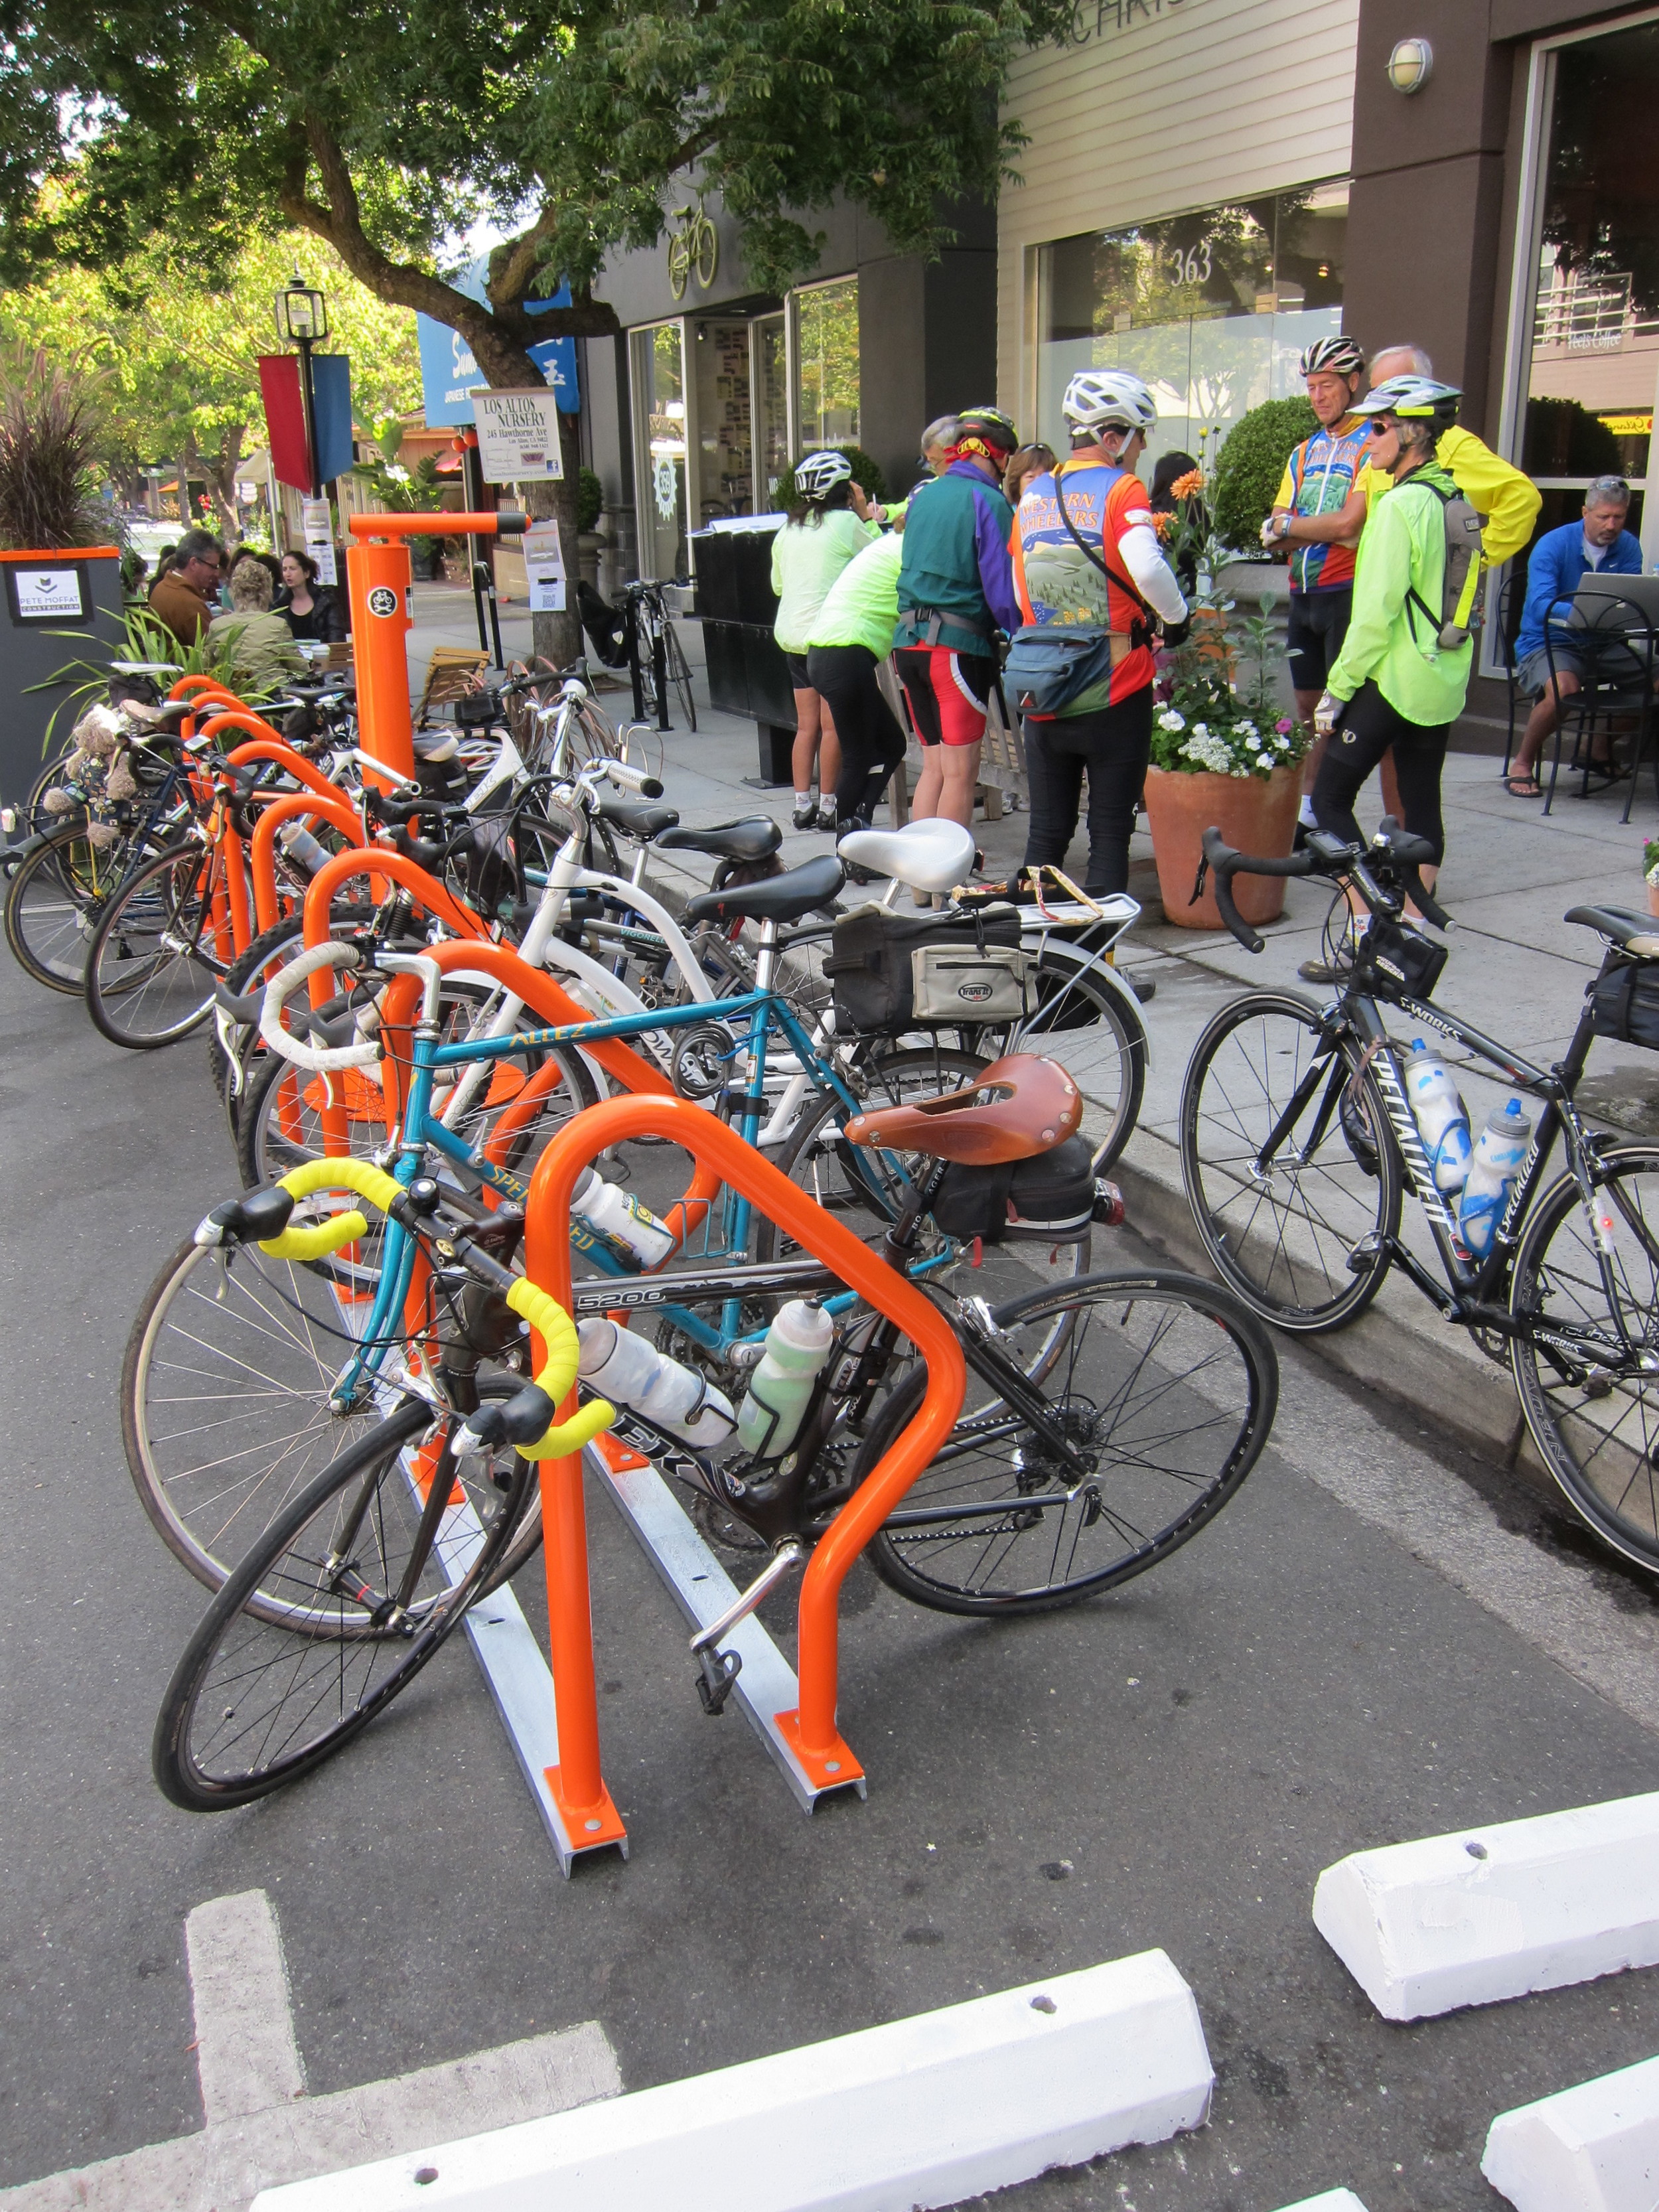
[893,645,995,747]
[1285,587,1353,694]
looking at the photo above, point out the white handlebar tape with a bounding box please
[258,940,382,1072]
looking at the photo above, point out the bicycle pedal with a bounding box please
[1346,1232,1384,1270]
[694,1645,742,1717]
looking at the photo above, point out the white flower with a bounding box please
[1192,721,1208,739]
[1244,733,1262,751]
[1158,709,1186,732]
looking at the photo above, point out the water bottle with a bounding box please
[734,1301,835,1461]
[571,1165,676,1268]
[1457,1100,1533,1260]
[1402,1039,1473,1195]
[276,819,332,877]
[576,1319,737,1449]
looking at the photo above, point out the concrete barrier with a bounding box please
[1482,2052,1659,2211]
[1271,2195,1371,2211]
[251,1950,1214,2212]
[1313,1792,1659,2020]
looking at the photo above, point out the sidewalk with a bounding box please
[408,592,1659,1482]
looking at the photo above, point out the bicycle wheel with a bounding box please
[84,840,224,1047]
[859,1268,1277,1614]
[153,1400,535,1808]
[3,822,122,992]
[664,621,697,732]
[1014,946,1146,1171]
[1179,989,1401,1331]
[1511,1147,1659,1573]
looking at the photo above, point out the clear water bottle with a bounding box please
[734,1301,835,1461]
[575,1318,736,1449]
[1402,1039,1473,1195]
[276,819,332,877]
[1457,1099,1533,1260]
[571,1165,676,1268]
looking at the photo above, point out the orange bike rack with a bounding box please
[519,1095,967,1864]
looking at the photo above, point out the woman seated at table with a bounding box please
[275,549,347,644]
[207,557,309,694]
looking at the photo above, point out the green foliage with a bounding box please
[1643,837,1659,885]
[577,466,604,534]
[1210,397,1319,554]
[30,601,254,749]
[0,345,113,550]
[1524,397,1623,479]
[773,445,887,509]
[1148,592,1307,778]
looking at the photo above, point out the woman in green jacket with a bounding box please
[771,450,881,829]
[207,556,308,696]
[1311,376,1474,914]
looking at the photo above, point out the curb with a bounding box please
[1482,2053,1659,2211]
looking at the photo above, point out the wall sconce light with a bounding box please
[1386,37,1433,94]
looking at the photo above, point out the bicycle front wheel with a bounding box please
[664,621,697,731]
[860,1269,1277,1614]
[3,822,120,992]
[85,841,224,1047]
[1179,989,1401,1331]
[153,1401,534,1809]
[1511,1147,1659,1573]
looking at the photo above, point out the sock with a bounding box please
[1298,796,1318,828]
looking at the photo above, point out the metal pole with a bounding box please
[297,333,321,500]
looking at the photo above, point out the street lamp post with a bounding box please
[273,270,328,498]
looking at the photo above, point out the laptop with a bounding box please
[1567,571,1659,632]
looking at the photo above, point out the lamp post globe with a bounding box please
[275,269,329,499]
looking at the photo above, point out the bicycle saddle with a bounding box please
[597,796,680,838]
[843,1054,1082,1166]
[837,818,975,895]
[413,729,460,763]
[683,852,845,926]
[1566,904,1659,953]
[656,816,782,861]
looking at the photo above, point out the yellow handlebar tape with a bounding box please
[259,1156,613,1459]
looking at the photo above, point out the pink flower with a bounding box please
[1275,718,1293,734]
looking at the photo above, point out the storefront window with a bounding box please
[1034,183,1349,477]
[753,313,790,508]
[1519,19,1659,542]
[796,278,860,449]
[630,320,689,581]
[691,318,755,521]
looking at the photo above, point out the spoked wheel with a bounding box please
[1179,988,1401,1331]
[1511,1147,1659,1574]
[664,621,697,732]
[153,1401,535,1809]
[859,1269,1277,1614]
[1013,945,1146,1171]
[84,840,225,1046]
[3,822,125,991]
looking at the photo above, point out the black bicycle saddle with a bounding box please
[684,852,845,926]
[655,816,782,862]
[1566,904,1658,950]
[596,796,680,838]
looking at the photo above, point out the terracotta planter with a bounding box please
[1647,879,1659,919]
[1143,762,1304,930]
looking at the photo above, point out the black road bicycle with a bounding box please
[1181,817,1659,1574]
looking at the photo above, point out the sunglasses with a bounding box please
[1364,419,1396,437]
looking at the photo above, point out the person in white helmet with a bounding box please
[1007,369,1187,895]
[771,449,884,829]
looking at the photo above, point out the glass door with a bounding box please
[751,314,790,510]
[691,318,755,521]
[630,319,690,581]
[794,277,861,449]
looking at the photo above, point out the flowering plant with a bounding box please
[1643,837,1659,887]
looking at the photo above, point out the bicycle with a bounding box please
[151,1057,1277,1807]
[666,199,718,301]
[624,580,697,733]
[1180,816,1659,1575]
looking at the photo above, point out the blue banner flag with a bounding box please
[310,354,355,484]
[416,263,579,426]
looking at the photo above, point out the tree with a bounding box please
[0,230,422,538]
[0,0,1070,654]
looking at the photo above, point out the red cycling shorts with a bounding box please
[894,645,995,747]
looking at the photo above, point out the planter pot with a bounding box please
[1143,762,1303,930]
[1647,880,1659,919]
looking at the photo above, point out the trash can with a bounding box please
[690,522,796,785]
[0,547,126,836]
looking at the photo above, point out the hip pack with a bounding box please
[825,901,1027,1035]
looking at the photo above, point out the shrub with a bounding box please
[1210,397,1318,555]
[1524,397,1623,479]
[577,466,604,534]
[0,346,113,552]
[772,443,887,509]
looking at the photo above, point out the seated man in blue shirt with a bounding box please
[1507,475,1644,795]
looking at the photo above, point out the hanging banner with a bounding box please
[310,355,355,486]
[521,522,567,612]
[301,496,338,586]
[472,388,565,482]
[257,355,310,492]
[416,265,579,426]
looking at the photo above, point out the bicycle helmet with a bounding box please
[1351,374,1461,429]
[954,406,1020,456]
[1299,334,1366,379]
[792,449,854,498]
[1060,370,1158,436]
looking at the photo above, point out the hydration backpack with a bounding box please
[1403,469,1486,653]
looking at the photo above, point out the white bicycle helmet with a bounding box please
[1299,334,1365,379]
[1060,370,1158,437]
[792,449,854,498]
[1350,374,1461,428]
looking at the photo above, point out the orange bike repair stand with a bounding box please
[345,510,528,786]
[494,1095,967,1874]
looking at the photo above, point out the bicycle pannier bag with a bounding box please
[932,1135,1096,1244]
[826,902,1025,1035]
[1359,917,1447,1001]
[1591,960,1659,1051]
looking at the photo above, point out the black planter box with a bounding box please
[1,548,127,830]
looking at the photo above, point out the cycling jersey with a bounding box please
[895,462,1019,656]
[1009,461,1165,713]
[1274,416,1369,593]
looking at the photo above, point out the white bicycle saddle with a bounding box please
[837,818,975,893]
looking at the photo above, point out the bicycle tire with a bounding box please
[1179,988,1401,1331]
[153,1400,536,1808]
[84,840,224,1047]
[1510,1145,1659,1574]
[664,620,697,732]
[1013,947,1146,1171]
[3,822,122,992]
[859,1268,1277,1614]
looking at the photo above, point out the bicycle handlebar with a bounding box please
[259,942,382,1071]
[598,758,664,798]
[1199,819,1451,955]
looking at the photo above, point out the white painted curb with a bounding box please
[1482,2053,1659,2211]
[1271,2195,1370,2211]
[1311,1791,1659,2020]
[250,1949,1213,2212]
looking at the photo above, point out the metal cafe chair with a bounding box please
[1538,589,1658,820]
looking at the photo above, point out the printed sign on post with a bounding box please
[7,565,86,621]
[472,389,565,482]
[301,497,338,585]
[522,524,567,613]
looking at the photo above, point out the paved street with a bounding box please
[3,607,1658,2209]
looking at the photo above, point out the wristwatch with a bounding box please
[1273,513,1292,542]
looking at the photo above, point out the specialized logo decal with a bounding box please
[366,585,398,618]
